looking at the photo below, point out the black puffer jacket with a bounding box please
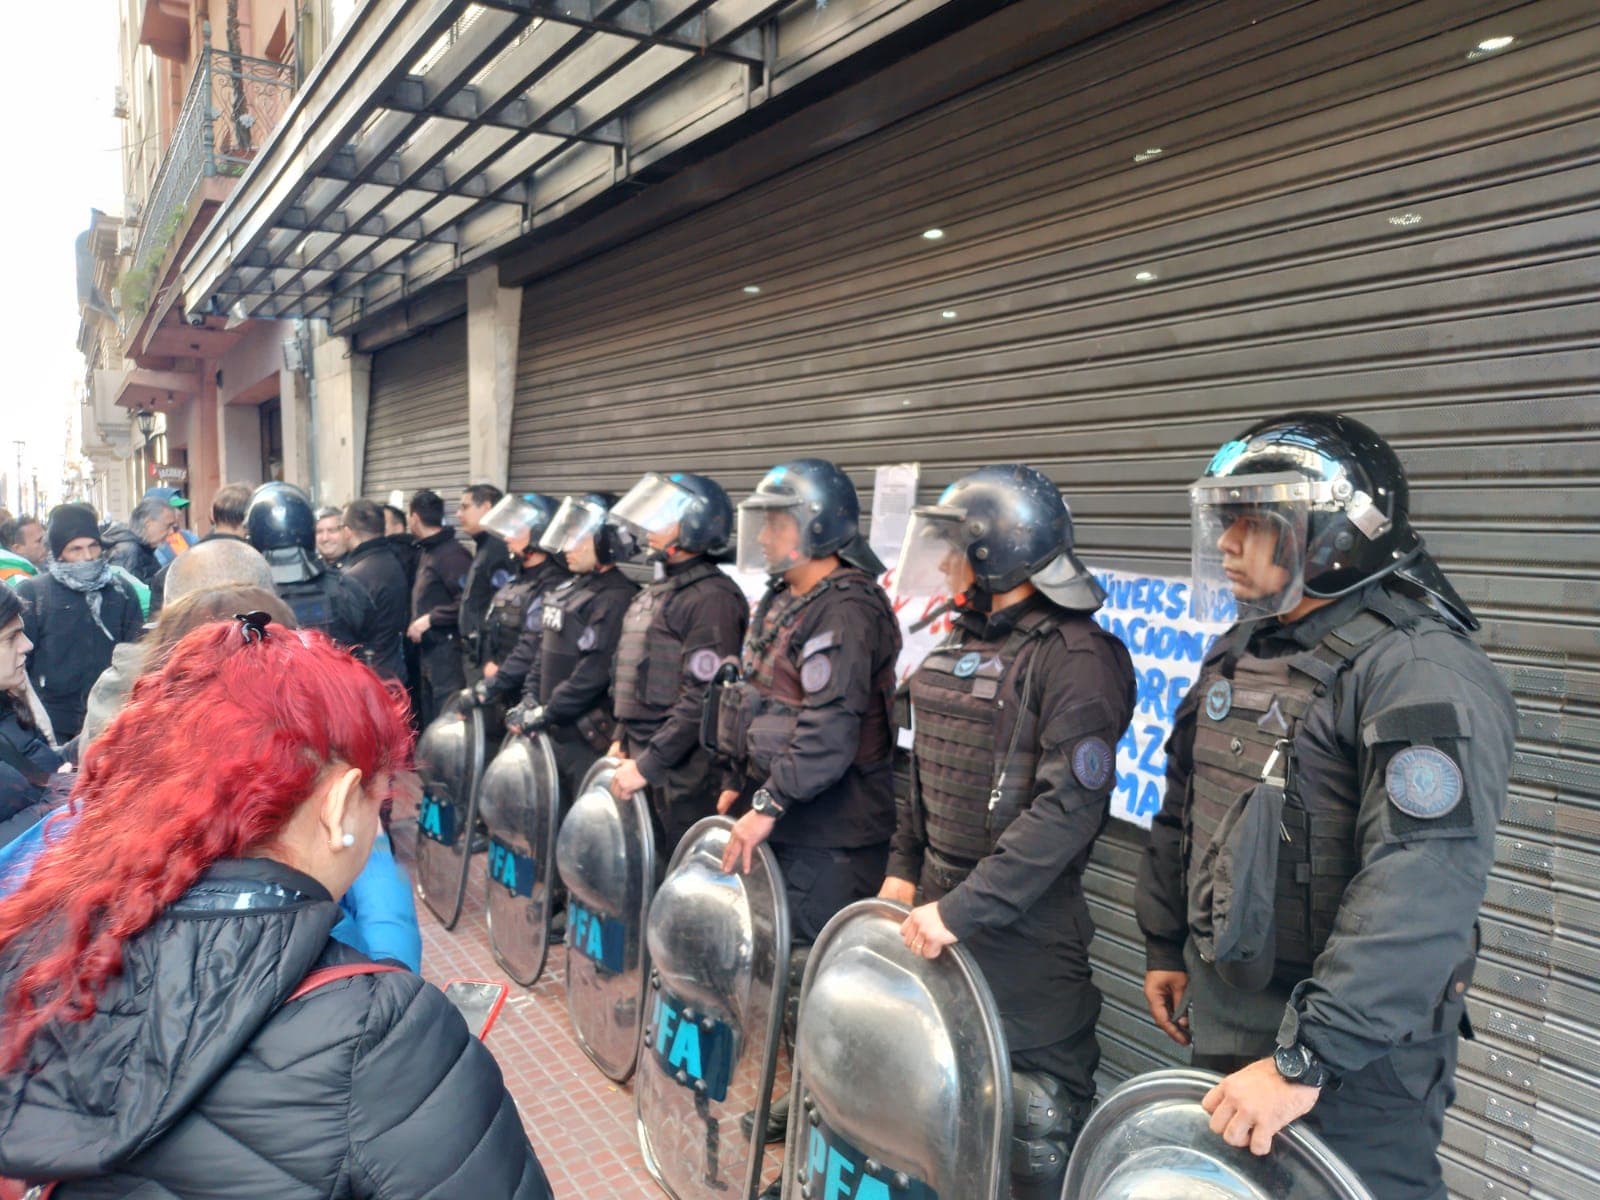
[0,859,552,1199]
[100,522,160,586]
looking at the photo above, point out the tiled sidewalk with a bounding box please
[399,827,785,1198]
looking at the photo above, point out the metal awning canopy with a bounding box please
[181,0,823,330]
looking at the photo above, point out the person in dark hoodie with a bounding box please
[0,616,551,1198]
[0,587,62,846]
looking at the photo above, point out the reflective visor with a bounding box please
[480,495,541,543]
[1189,471,1311,622]
[612,473,695,537]
[735,497,804,574]
[539,496,607,554]
[890,506,972,604]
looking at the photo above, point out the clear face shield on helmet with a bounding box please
[891,506,976,605]
[1190,471,1312,623]
[539,496,608,556]
[480,495,541,544]
[736,494,808,575]
[612,472,696,554]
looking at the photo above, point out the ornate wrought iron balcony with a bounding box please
[122,40,294,328]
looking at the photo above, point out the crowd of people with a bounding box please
[0,409,1513,1200]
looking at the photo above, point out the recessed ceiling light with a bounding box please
[1134,147,1164,163]
[742,285,761,295]
[922,228,945,241]
[940,310,958,320]
[1134,270,1158,283]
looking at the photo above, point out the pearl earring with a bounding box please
[341,832,356,848]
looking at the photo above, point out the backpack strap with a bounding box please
[285,962,405,1003]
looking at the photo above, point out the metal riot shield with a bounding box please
[555,756,657,1082]
[636,816,789,1200]
[781,898,1011,1200]
[479,729,562,986]
[412,698,486,930]
[1062,1069,1376,1200]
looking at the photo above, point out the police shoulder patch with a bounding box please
[953,651,982,678]
[577,625,598,652]
[688,647,722,682]
[801,630,836,659]
[800,654,833,694]
[1204,678,1233,721]
[1072,736,1114,790]
[1386,746,1464,820]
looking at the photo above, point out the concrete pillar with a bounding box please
[311,333,372,505]
[188,377,222,530]
[218,404,263,488]
[467,265,523,488]
[280,362,313,489]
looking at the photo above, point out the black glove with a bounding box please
[469,678,494,706]
[506,704,547,733]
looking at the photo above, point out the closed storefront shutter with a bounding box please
[362,317,469,501]
[510,3,1599,1195]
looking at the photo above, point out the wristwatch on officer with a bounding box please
[750,787,786,819]
[1274,1041,1339,1089]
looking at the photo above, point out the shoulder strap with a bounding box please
[285,962,404,1004]
[1294,594,1416,692]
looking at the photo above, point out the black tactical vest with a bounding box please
[1186,593,1416,984]
[613,559,723,724]
[910,608,1063,862]
[279,574,355,646]
[482,562,564,665]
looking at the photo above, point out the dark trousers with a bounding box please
[622,732,721,870]
[418,635,465,728]
[771,841,888,944]
[1193,1035,1458,1200]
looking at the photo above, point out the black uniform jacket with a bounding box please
[15,571,144,741]
[0,858,551,1199]
[339,536,410,680]
[410,529,472,642]
[461,532,514,663]
[1136,583,1516,1074]
[485,558,570,701]
[523,567,638,724]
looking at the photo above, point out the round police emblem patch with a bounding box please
[801,654,833,693]
[1204,678,1233,722]
[1072,737,1114,790]
[953,652,982,678]
[689,648,722,682]
[577,625,597,652]
[1386,746,1464,820]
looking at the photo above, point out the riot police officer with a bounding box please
[882,465,1134,1199]
[603,472,749,861]
[507,494,638,807]
[1135,413,1515,1200]
[468,493,569,712]
[711,460,901,911]
[244,482,380,660]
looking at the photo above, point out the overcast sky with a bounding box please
[0,1,123,511]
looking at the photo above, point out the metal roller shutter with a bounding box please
[509,3,1600,1195]
[362,317,470,501]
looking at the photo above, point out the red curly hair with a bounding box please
[0,619,414,1066]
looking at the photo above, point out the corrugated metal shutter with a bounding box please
[510,3,1600,1196]
[362,317,469,501]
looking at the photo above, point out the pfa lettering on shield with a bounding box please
[647,989,736,1103]
[802,1113,938,1200]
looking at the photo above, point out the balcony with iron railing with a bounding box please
[120,33,295,336]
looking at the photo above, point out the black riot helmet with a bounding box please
[245,481,322,585]
[540,491,635,566]
[481,492,560,551]
[610,471,734,558]
[893,465,1105,612]
[736,458,883,575]
[1190,411,1475,628]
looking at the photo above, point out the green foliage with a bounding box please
[118,206,188,321]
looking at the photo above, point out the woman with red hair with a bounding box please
[0,617,552,1198]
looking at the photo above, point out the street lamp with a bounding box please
[135,409,157,441]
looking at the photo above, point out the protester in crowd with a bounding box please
[0,618,550,1198]
[340,499,409,681]
[79,540,277,752]
[0,587,61,846]
[13,505,143,742]
[146,487,197,565]
[316,505,348,567]
[101,496,166,586]
[406,489,471,725]
[149,482,253,615]
[0,516,45,586]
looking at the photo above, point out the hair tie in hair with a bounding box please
[235,611,273,643]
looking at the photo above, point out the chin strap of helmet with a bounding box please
[907,584,992,634]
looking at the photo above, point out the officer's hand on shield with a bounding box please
[1201,1058,1321,1156]
[610,758,647,798]
[1143,969,1192,1046]
[720,811,776,875]
[900,901,958,959]
[878,876,916,907]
